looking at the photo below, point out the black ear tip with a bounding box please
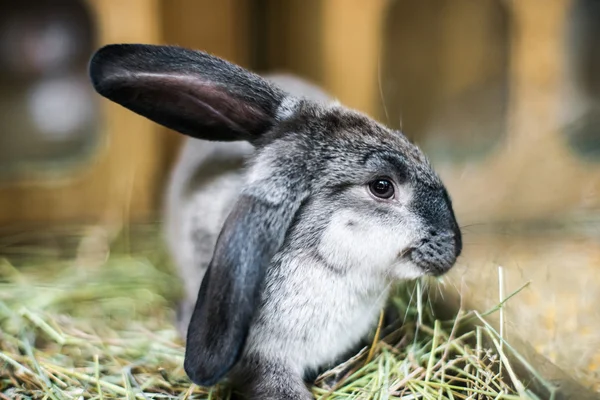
[183,355,227,387]
[89,44,119,94]
[88,44,145,94]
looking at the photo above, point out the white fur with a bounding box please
[245,252,391,373]
[317,209,413,272]
[316,185,420,276]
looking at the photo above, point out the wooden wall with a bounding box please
[1,0,598,228]
[0,0,252,226]
[0,0,163,226]
[159,0,253,171]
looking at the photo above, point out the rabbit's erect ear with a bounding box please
[89,44,288,142]
[184,179,306,386]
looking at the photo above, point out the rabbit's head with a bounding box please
[89,44,461,387]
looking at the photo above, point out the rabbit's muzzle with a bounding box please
[407,186,462,276]
[407,229,461,276]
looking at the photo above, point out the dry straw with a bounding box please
[0,224,556,399]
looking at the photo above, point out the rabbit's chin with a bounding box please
[389,259,428,281]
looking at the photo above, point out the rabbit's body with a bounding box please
[165,76,389,393]
[90,45,462,400]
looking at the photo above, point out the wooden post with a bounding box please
[0,0,163,225]
[321,0,389,119]
[0,0,255,226]
[159,0,254,172]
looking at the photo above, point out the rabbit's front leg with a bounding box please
[232,355,313,400]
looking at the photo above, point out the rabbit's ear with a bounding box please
[89,44,288,143]
[184,187,305,386]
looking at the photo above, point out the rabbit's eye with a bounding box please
[368,179,395,199]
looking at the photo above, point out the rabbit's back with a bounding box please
[164,138,252,335]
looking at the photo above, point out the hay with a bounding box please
[0,225,555,399]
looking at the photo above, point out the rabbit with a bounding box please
[89,44,462,400]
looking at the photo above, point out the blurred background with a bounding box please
[1,0,599,395]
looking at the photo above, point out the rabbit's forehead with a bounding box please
[267,103,442,187]
[310,108,441,186]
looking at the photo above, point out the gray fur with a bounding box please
[89,44,461,399]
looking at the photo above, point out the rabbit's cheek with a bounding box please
[317,209,418,272]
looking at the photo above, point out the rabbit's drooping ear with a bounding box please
[184,186,306,386]
[89,44,287,143]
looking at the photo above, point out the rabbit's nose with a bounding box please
[409,230,458,276]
